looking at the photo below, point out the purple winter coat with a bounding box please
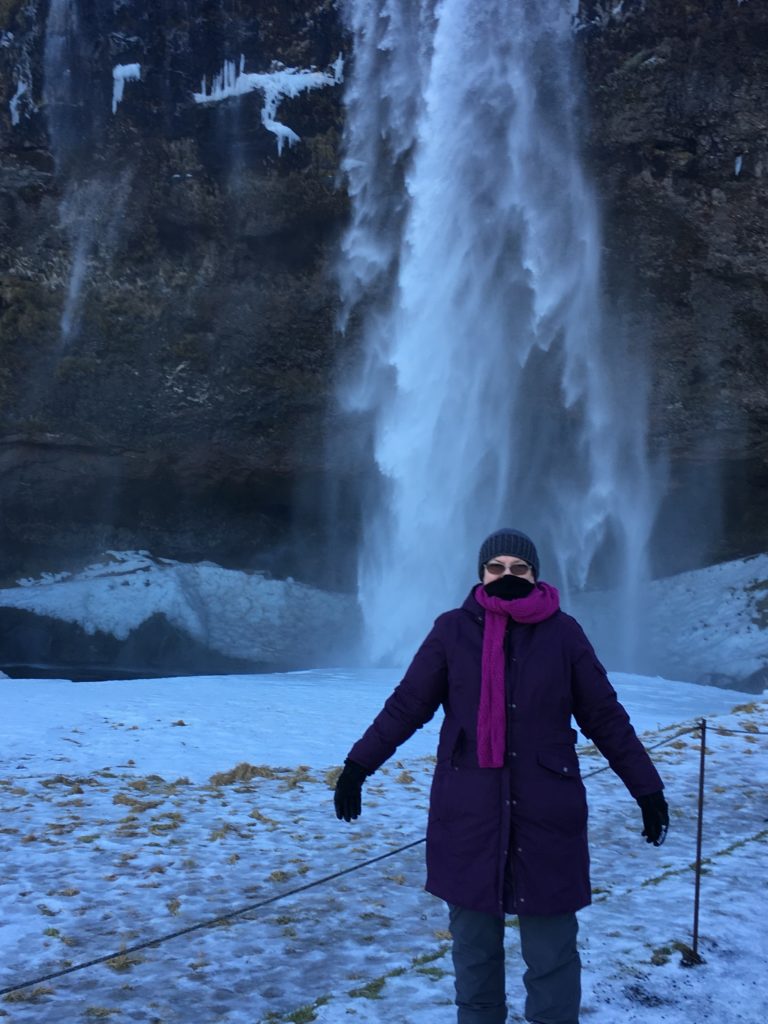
[348,587,664,918]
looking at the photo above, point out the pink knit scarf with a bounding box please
[473,582,560,768]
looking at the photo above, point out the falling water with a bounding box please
[43,0,126,348]
[337,0,658,667]
[43,0,88,173]
[44,0,88,346]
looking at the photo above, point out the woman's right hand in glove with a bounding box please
[333,759,368,822]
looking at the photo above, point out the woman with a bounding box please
[334,528,668,1024]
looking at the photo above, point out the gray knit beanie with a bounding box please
[478,528,539,579]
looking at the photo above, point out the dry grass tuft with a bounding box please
[43,927,77,947]
[2,986,55,1003]
[249,808,278,826]
[113,793,164,813]
[282,766,314,789]
[268,870,292,883]
[210,763,279,786]
[105,953,145,973]
[148,813,183,835]
[40,775,98,789]
[46,822,78,836]
[209,822,247,841]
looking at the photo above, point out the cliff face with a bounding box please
[0,0,347,583]
[0,0,767,592]
[577,0,768,569]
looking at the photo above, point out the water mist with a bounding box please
[337,0,658,667]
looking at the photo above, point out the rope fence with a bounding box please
[1,714,765,997]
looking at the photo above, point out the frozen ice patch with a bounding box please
[193,54,342,154]
[112,62,141,114]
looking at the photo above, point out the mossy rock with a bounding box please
[0,0,23,30]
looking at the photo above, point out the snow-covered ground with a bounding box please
[1,669,766,1023]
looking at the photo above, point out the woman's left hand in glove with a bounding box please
[637,790,669,846]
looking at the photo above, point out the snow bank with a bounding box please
[0,551,354,666]
[574,554,768,690]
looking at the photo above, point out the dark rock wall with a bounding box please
[0,0,767,589]
[577,0,768,570]
[0,0,347,583]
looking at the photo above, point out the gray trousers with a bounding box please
[448,905,581,1024]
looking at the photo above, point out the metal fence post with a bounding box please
[681,717,706,967]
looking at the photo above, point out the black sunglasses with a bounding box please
[484,561,532,576]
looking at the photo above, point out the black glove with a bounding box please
[334,759,368,822]
[637,791,669,846]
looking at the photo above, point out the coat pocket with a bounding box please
[537,749,581,779]
[428,762,500,827]
[532,747,586,835]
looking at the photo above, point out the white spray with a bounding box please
[337,0,657,667]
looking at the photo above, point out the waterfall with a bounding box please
[43,0,88,174]
[43,0,128,348]
[337,0,658,667]
[43,0,90,347]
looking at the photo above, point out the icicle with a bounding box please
[193,56,340,155]
[112,63,141,114]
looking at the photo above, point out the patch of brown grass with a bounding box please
[148,813,183,835]
[40,775,99,789]
[2,985,54,1003]
[209,763,279,785]
[282,766,314,789]
[209,822,248,841]
[268,870,292,883]
[113,793,163,812]
[249,808,278,826]
[105,953,145,973]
